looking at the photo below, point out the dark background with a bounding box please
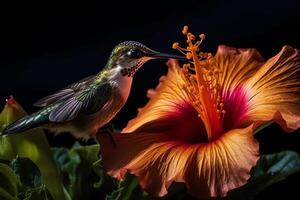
[1,0,300,198]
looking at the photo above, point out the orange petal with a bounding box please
[97,125,259,199]
[244,46,300,131]
[214,45,265,95]
[123,59,189,133]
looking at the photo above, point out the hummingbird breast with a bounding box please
[88,73,133,134]
[88,93,125,132]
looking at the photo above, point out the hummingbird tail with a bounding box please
[1,113,46,136]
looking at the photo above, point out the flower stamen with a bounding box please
[173,26,225,140]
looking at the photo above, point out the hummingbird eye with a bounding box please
[126,49,143,58]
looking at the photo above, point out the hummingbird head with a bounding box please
[106,41,188,77]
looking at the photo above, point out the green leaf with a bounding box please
[0,187,18,200]
[92,159,111,189]
[53,143,115,200]
[10,157,42,188]
[0,97,64,200]
[63,187,72,200]
[0,163,22,198]
[0,156,54,200]
[106,187,124,200]
[70,143,100,166]
[225,151,300,199]
[18,184,53,200]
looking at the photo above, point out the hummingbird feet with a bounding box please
[97,124,116,146]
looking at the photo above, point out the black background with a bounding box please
[1,0,300,198]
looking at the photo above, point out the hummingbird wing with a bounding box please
[33,75,95,107]
[48,82,113,122]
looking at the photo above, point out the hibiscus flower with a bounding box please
[97,26,300,199]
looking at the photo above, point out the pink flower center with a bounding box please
[166,103,208,143]
[222,87,249,131]
[134,103,209,144]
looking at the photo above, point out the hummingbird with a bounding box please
[1,41,187,140]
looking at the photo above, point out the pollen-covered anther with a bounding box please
[219,102,224,109]
[172,42,179,49]
[172,43,190,56]
[199,33,206,40]
[186,53,193,60]
[182,25,189,35]
[215,99,226,119]
[187,33,196,41]
[221,110,226,119]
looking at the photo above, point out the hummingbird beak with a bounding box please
[146,51,189,62]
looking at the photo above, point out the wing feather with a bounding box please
[49,97,83,121]
[33,75,95,107]
[34,89,74,107]
[48,83,113,122]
